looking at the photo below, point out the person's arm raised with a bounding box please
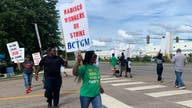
[73,54,83,76]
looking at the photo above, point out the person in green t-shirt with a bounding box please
[73,51,104,108]
[110,53,117,75]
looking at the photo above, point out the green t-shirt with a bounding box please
[78,64,101,97]
[111,56,117,67]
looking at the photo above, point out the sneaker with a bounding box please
[28,87,32,92]
[175,85,179,88]
[25,88,30,94]
[130,75,133,78]
[179,86,186,89]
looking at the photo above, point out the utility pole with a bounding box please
[34,23,43,57]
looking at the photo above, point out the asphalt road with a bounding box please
[1,62,192,108]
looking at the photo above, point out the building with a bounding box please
[145,42,192,56]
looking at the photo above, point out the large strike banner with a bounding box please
[59,0,91,52]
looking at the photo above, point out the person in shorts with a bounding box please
[110,53,117,76]
[126,57,132,78]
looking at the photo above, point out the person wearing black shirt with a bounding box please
[156,53,164,82]
[35,47,65,108]
[119,52,126,77]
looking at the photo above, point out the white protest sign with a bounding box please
[59,0,91,52]
[32,52,41,65]
[7,41,20,62]
[14,48,25,63]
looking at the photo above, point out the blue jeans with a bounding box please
[80,94,102,108]
[175,71,185,87]
[23,72,33,88]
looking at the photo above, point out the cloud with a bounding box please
[147,28,165,36]
[176,25,192,33]
[118,29,133,39]
[114,42,135,51]
[150,23,175,30]
[92,40,106,47]
[151,23,192,33]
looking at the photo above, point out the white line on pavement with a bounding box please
[101,77,119,81]
[176,100,192,107]
[101,75,111,78]
[102,79,131,83]
[125,85,166,91]
[111,82,145,87]
[102,93,134,108]
[146,90,192,97]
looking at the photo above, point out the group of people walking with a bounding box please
[19,48,103,108]
[17,47,188,108]
[18,47,66,108]
[110,48,187,90]
[110,52,132,78]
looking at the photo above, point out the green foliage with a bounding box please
[0,0,61,60]
[131,56,140,62]
[187,53,192,63]
[141,55,151,62]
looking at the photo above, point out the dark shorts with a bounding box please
[121,66,126,71]
[115,70,120,73]
[126,68,131,73]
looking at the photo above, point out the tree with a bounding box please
[0,0,61,59]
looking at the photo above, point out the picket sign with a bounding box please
[59,0,91,52]
[32,52,41,65]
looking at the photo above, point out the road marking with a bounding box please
[101,77,119,81]
[176,100,192,107]
[0,89,79,101]
[102,79,131,83]
[102,93,134,108]
[146,90,192,97]
[101,75,111,78]
[125,85,166,91]
[111,82,145,87]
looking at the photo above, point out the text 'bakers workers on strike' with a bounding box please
[63,3,85,23]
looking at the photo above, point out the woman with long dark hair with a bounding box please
[73,51,104,108]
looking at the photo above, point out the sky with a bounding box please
[57,0,192,51]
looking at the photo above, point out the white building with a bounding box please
[145,42,192,56]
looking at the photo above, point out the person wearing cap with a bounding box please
[18,55,36,94]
